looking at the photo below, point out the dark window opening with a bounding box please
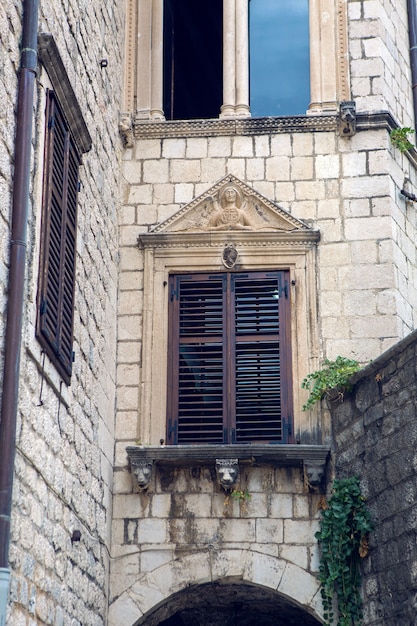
[36,90,80,384]
[167,271,293,444]
[163,0,223,120]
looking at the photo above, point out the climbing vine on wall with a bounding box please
[316,477,373,626]
[301,357,360,411]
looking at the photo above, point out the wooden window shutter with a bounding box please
[36,90,80,384]
[167,271,293,444]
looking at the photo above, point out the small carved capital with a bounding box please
[131,460,153,489]
[216,459,239,490]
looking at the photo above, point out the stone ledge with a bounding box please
[126,444,330,489]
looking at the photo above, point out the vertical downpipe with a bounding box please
[407,0,417,131]
[0,1,39,624]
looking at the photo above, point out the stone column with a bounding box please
[235,0,250,116]
[123,0,137,113]
[308,0,322,114]
[308,0,348,114]
[220,0,236,117]
[136,0,152,119]
[150,0,165,119]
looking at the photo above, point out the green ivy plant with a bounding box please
[316,477,373,626]
[230,489,251,505]
[390,127,415,152]
[223,489,251,516]
[301,357,360,411]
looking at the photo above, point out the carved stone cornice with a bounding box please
[138,230,320,250]
[38,33,92,154]
[134,114,337,139]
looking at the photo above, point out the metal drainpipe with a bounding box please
[407,0,417,131]
[0,0,38,623]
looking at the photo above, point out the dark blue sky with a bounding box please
[250,0,310,116]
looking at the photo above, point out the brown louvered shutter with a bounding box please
[36,91,80,384]
[167,271,293,444]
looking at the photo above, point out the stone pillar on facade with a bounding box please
[135,0,164,120]
[150,0,165,119]
[221,0,236,117]
[221,0,250,118]
[235,0,250,117]
[308,0,350,114]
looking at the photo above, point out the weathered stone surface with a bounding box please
[332,330,417,626]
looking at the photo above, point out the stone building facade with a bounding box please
[1,0,417,625]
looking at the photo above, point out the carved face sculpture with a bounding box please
[224,187,237,205]
[216,460,239,489]
[133,462,153,489]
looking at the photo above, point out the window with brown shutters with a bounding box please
[167,270,293,444]
[36,90,80,385]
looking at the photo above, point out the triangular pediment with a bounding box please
[151,175,311,234]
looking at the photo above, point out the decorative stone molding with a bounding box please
[38,33,92,154]
[134,114,337,139]
[142,175,316,237]
[215,459,239,490]
[131,460,154,490]
[126,445,330,490]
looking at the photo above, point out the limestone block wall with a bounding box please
[1,0,124,624]
[109,463,323,624]
[348,0,414,126]
[117,122,417,451]
[331,329,417,625]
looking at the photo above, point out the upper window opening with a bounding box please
[249,0,310,116]
[163,0,223,120]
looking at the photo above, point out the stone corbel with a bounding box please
[304,459,326,489]
[131,460,153,490]
[216,459,239,490]
[119,113,134,148]
[339,101,356,137]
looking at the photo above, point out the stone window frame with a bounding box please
[137,227,321,447]
[122,0,350,120]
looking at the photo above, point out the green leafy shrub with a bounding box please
[390,127,415,152]
[301,356,360,411]
[316,477,373,626]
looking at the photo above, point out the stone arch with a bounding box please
[108,549,324,625]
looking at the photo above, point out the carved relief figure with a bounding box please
[216,459,239,490]
[132,460,153,489]
[208,185,254,230]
